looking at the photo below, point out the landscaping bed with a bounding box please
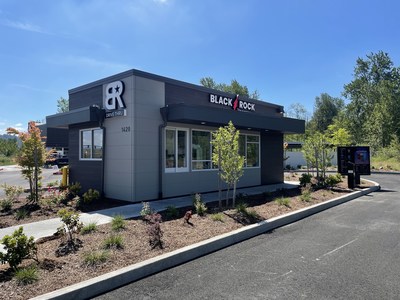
[0,176,373,300]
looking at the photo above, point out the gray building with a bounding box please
[46,69,304,202]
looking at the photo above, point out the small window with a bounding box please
[239,134,260,168]
[165,128,188,172]
[80,128,103,160]
[192,130,212,170]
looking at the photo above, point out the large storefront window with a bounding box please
[239,134,260,167]
[165,128,188,172]
[80,128,103,160]
[192,130,212,170]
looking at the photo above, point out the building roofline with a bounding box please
[68,68,283,110]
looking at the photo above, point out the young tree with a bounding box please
[57,97,69,113]
[326,123,352,147]
[302,131,332,184]
[7,122,46,204]
[212,121,245,208]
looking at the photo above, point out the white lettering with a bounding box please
[104,81,125,110]
[208,94,255,111]
[210,94,217,103]
[239,100,256,111]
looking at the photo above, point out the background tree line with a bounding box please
[285,51,400,164]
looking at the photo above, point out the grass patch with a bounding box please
[111,215,126,231]
[211,213,225,222]
[15,208,30,220]
[371,156,400,171]
[275,197,291,208]
[14,265,39,285]
[83,251,109,267]
[103,234,124,249]
[81,222,97,235]
[165,205,179,219]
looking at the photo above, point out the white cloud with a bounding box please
[9,84,54,94]
[2,19,48,34]
[48,55,130,73]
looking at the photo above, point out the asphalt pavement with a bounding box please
[0,165,62,198]
[93,173,398,300]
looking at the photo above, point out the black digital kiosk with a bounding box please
[337,146,371,188]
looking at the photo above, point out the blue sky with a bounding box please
[1,0,399,134]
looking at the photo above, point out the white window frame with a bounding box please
[79,127,103,161]
[240,134,260,168]
[165,127,189,173]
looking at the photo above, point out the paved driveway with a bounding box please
[94,174,400,300]
[0,166,62,198]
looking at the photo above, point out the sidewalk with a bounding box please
[0,181,299,242]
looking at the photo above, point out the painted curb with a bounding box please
[31,180,380,300]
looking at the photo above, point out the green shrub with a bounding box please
[193,193,207,216]
[0,199,13,212]
[81,222,97,235]
[111,215,126,231]
[57,208,83,242]
[0,227,37,270]
[300,184,312,202]
[83,251,109,267]
[15,208,30,220]
[165,205,179,219]
[275,197,291,208]
[235,202,248,214]
[245,209,260,221]
[103,234,124,249]
[299,173,312,186]
[46,180,59,187]
[1,183,24,202]
[211,213,225,222]
[140,202,154,219]
[68,182,81,198]
[14,265,39,285]
[325,173,342,187]
[82,189,100,205]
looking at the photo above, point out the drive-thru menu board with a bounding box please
[337,146,371,175]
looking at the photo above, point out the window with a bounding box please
[165,128,188,172]
[239,134,260,168]
[80,128,103,160]
[192,130,212,170]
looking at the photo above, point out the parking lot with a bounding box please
[0,165,62,198]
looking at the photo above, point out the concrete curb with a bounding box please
[31,180,380,300]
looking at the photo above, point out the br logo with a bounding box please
[104,81,125,110]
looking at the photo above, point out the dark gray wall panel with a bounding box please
[68,124,103,194]
[69,85,102,110]
[261,132,284,184]
[165,83,282,117]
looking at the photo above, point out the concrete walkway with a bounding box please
[0,182,299,242]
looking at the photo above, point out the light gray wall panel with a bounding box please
[133,76,165,202]
[163,168,260,198]
[104,76,134,200]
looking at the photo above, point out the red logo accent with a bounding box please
[233,95,239,110]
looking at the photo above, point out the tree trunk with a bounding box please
[232,181,237,207]
[226,186,230,207]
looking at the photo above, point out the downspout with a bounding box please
[159,106,168,199]
[93,105,106,198]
